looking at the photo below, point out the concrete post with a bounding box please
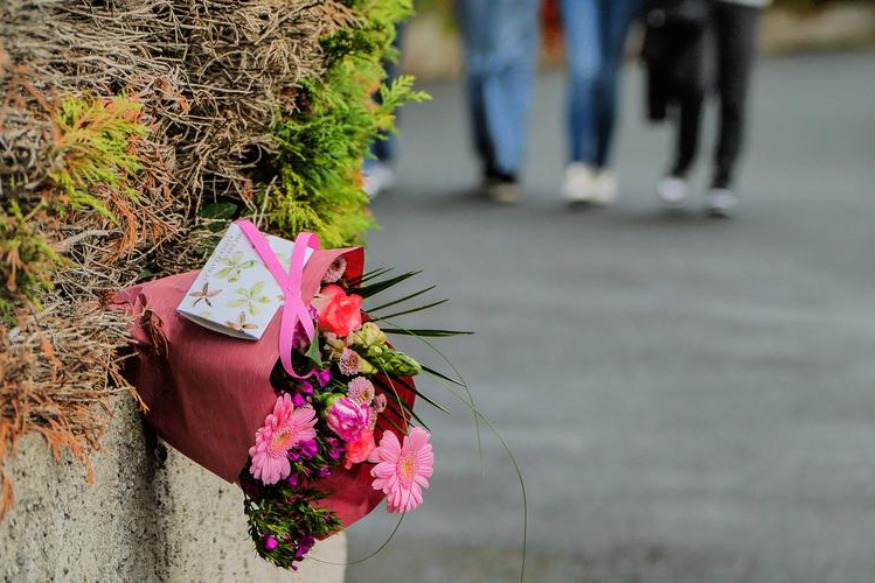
[0,397,346,582]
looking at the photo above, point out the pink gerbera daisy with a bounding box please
[370,427,434,513]
[249,394,317,484]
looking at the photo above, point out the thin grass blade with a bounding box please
[366,285,437,313]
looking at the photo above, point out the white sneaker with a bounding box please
[561,163,599,204]
[363,162,395,198]
[593,171,618,205]
[705,188,739,217]
[656,176,689,209]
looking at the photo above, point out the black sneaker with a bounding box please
[486,173,520,204]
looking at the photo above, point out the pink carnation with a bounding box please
[370,427,434,514]
[249,395,317,485]
[321,257,347,284]
[326,396,371,442]
[374,393,387,413]
[338,348,362,376]
[347,376,375,405]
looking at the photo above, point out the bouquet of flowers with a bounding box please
[115,220,458,570]
[240,270,434,568]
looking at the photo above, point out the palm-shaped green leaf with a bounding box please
[228,281,271,315]
[216,253,258,282]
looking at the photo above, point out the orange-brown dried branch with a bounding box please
[0,0,352,520]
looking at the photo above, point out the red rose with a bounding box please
[312,284,363,337]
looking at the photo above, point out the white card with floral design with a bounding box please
[177,223,311,340]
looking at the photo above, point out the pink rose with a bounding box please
[343,428,376,469]
[326,396,371,442]
[312,285,363,337]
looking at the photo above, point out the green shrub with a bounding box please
[264,0,428,248]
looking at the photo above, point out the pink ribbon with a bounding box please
[236,220,320,378]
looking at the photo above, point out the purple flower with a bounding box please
[318,466,332,479]
[264,535,278,551]
[292,393,307,407]
[325,437,344,461]
[295,532,316,560]
[299,381,314,396]
[301,439,319,460]
[286,473,300,488]
[316,369,331,387]
[293,321,312,352]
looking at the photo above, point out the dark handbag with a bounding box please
[644,0,709,31]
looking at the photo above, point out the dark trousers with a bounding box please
[673,1,761,189]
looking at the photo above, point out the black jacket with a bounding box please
[641,0,709,121]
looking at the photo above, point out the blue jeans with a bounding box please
[457,0,540,177]
[367,24,406,169]
[560,0,639,168]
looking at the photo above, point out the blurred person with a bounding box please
[457,0,541,204]
[642,0,709,207]
[649,0,771,216]
[559,0,642,205]
[364,25,406,198]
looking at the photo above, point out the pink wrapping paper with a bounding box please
[114,244,416,528]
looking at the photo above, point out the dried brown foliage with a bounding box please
[0,0,354,517]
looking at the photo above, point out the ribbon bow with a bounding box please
[236,220,320,378]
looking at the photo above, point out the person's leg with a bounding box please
[672,92,704,177]
[670,29,708,178]
[467,74,497,177]
[486,0,540,178]
[364,24,406,196]
[658,82,702,207]
[457,0,497,178]
[654,26,707,209]
[711,1,761,190]
[560,0,601,165]
[592,0,639,168]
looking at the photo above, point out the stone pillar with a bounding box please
[0,397,346,582]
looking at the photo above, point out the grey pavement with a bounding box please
[345,51,875,583]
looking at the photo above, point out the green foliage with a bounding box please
[264,0,429,248]
[0,201,62,322]
[49,95,148,221]
[244,484,342,569]
[0,94,147,323]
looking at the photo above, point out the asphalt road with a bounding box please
[345,50,875,583]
